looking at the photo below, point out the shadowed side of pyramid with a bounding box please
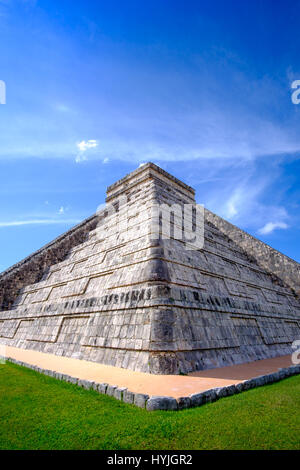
[0,163,299,374]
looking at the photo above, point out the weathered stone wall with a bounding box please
[0,215,98,310]
[205,209,300,297]
[106,162,195,204]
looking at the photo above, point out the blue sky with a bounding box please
[0,0,300,271]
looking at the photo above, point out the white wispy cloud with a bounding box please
[258,222,289,235]
[76,140,98,152]
[198,154,292,238]
[1,74,300,164]
[208,173,267,223]
[0,219,80,228]
[75,139,98,163]
[223,190,240,218]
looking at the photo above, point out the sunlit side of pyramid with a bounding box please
[0,163,299,374]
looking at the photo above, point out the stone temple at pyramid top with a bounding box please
[0,163,299,374]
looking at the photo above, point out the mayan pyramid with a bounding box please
[0,163,299,374]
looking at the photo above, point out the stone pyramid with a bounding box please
[0,163,299,374]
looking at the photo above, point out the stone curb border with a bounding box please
[1,356,300,411]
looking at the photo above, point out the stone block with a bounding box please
[216,387,227,398]
[289,365,300,375]
[177,396,191,410]
[189,392,205,407]
[134,393,149,408]
[252,376,265,387]
[271,371,280,382]
[202,388,218,403]
[225,384,237,396]
[78,379,94,390]
[106,385,118,396]
[265,373,275,384]
[114,387,127,401]
[97,383,108,394]
[60,373,69,381]
[278,368,288,380]
[146,396,178,411]
[92,382,99,391]
[123,390,134,404]
[243,379,257,390]
[68,376,78,385]
[63,374,72,382]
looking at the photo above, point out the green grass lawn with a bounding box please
[0,361,299,450]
